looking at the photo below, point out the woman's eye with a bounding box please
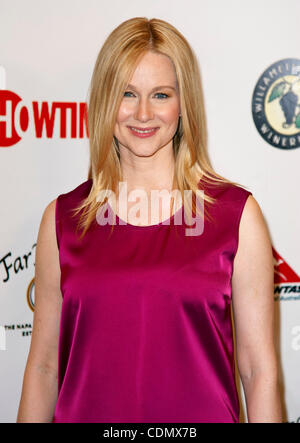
[123,91,169,99]
[155,93,169,99]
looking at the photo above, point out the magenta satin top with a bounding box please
[52,177,252,423]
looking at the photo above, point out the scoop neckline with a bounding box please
[107,201,185,230]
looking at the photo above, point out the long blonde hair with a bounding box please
[72,17,244,238]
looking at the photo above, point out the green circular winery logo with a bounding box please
[252,58,300,149]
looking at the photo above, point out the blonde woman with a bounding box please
[17,17,282,423]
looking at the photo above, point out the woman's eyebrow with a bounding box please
[126,84,176,91]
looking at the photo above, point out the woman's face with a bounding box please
[114,51,181,157]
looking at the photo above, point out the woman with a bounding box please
[17,17,282,423]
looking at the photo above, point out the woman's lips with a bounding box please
[127,126,159,138]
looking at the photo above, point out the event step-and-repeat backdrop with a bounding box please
[0,0,299,423]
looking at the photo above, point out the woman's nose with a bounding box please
[134,98,154,122]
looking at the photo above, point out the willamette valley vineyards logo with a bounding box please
[252,58,300,149]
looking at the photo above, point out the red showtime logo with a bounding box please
[0,90,89,147]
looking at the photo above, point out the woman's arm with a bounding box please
[231,195,282,423]
[17,199,62,423]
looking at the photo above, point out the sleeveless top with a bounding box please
[52,177,252,423]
